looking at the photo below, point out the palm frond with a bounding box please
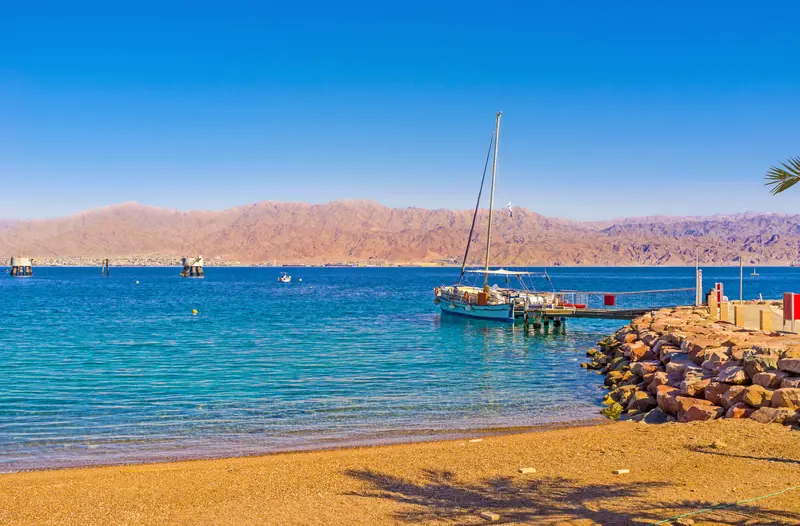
[765,156,800,195]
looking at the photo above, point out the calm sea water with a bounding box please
[0,266,794,471]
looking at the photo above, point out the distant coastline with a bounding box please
[2,200,799,267]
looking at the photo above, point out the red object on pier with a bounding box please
[783,293,800,321]
[715,283,724,303]
[603,294,616,306]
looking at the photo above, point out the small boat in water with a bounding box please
[750,267,759,277]
[278,272,292,283]
[433,112,553,322]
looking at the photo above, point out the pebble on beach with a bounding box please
[479,511,500,521]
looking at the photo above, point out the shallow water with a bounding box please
[0,266,792,470]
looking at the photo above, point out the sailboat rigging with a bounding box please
[433,112,554,322]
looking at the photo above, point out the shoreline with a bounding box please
[2,419,797,525]
[2,418,609,474]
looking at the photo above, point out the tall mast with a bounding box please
[484,111,502,289]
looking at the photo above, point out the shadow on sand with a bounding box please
[344,468,800,525]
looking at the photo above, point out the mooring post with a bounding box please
[708,292,718,318]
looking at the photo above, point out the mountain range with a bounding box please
[1,201,798,265]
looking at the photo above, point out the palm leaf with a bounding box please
[765,156,800,195]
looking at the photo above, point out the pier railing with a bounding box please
[554,287,697,313]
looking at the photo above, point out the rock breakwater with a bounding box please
[585,306,800,427]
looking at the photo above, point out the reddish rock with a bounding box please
[623,342,649,361]
[749,407,796,424]
[656,385,681,415]
[648,372,670,394]
[704,381,732,405]
[701,352,730,375]
[716,365,748,385]
[631,361,660,377]
[771,388,800,410]
[741,385,772,408]
[641,333,659,346]
[743,353,779,379]
[781,377,800,388]
[725,402,755,419]
[676,396,714,420]
[777,358,800,375]
[680,378,711,398]
[752,370,789,389]
[680,404,723,422]
[720,385,747,410]
[624,333,638,344]
[627,390,657,412]
[729,347,746,362]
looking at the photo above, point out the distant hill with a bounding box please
[0,201,798,265]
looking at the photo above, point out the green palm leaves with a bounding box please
[765,157,800,195]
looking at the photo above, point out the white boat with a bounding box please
[750,267,759,277]
[278,272,292,283]
[434,112,554,322]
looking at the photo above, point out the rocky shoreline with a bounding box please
[584,306,800,427]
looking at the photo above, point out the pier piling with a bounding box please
[180,256,205,278]
[9,257,33,277]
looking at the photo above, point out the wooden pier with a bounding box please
[520,287,698,321]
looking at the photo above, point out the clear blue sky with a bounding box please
[2,1,799,220]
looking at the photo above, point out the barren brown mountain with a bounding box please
[1,201,799,265]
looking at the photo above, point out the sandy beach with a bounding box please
[1,419,798,525]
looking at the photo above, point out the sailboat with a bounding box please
[433,112,553,322]
[750,267,759,277]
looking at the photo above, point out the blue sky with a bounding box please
[2,1,799,220]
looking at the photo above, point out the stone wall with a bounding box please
[584,306,800,426]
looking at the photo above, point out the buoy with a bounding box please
[135,281,140,285]
[192,309,198,315]
[299,278,303,282]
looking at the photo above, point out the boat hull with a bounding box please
[438,300,514,322]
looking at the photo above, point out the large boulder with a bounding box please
[627,390,657,413]
[648,372,670,394]
[743,352,779,379]
[741,385,773,408]
[720,386,747,410]
[680,404,723,422]
[623,342,650,361]
[781,377,800,389]
[704,381,732,405]
[640,408,671,424]
[716,365,748,385]
[701,351,731,375]
[752,370,789,389]
[749,407,796,424]
[680,378,711,398]
[631,361,660,377]
[725,402,755,419]
[771,388,800,410]
[656,385,681,415]
[605,370,624,386]
[777,358,800,375]
[600,402,624,419]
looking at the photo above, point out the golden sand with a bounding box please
[1,419,798,525]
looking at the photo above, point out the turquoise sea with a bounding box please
[0,266,793,471]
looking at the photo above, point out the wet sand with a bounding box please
[1,419,798,525]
